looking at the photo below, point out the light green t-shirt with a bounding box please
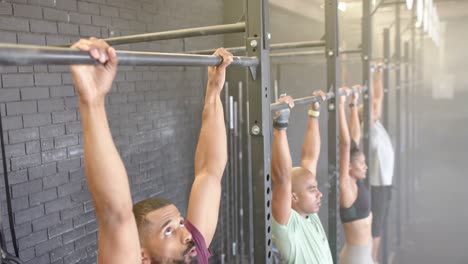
[272,210,333,264]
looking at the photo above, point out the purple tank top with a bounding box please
[185,219,212,264]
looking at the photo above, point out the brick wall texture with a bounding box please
[0,0,224,263]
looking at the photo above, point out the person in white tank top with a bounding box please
[359,66,395,263]
[370,120,394,186]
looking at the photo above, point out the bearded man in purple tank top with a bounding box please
[70,37,233,264]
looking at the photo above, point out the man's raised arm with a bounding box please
[70,38,140,264]
[271,96,295,225]
[300,90,326,174]
[186,48,233,246]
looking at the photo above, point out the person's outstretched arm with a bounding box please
[372,66,384,124]
[338,88,352,192]
[186,49,233,246]
[271,96,295,225]
[349,85,362,145]
[300,90,326,174]
[70,38,140,264]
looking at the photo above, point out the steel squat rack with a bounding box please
[0,0,421,263]
[0,0,352,263]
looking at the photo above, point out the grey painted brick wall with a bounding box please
[0,0,224,263]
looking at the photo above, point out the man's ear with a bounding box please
[292,192,298,202]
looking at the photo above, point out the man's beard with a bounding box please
[149,242,198,264]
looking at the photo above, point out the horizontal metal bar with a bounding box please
[270,87,367,112]
[60,22,246,47]
[186,46,246,55]
[341,49,362,54]
[270,48,361,59]
[0,43,259,67]
[270,92,333,112]
[381,1,405,7]
[270,50,325,58]
[272,40,325,50]
[186,40,326,55]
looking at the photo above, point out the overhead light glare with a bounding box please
[338,2,347,12]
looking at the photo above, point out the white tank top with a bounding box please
[369,121,395,186]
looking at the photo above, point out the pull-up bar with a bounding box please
[270,50,324,58]
[271,40,326,50]
[0,43,259,67]
[270,48,363,58]
[59,22,246,47]
[341,49,362,54]
[187,40,326,55]
[270,87,367,112]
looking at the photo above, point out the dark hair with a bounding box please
[350,140,362,164]
[133,198,172,244]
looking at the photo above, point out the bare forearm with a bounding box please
[349,106,361,144]
[338,105,351,182]
[301,117,320,171]
[194,89,227,180]
[372,72,384,122]
[271,129,293,224]
[373,72,384,101]
[339,105,350,146]
[187,84,228,244]
[79,102,133,220]
[272,129,292,185]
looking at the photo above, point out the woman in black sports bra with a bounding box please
[338,86,374,264]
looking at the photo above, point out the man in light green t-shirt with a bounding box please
[271,92,333,264]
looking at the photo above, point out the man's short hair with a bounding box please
[133,198,173,244]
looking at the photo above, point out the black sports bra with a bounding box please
[340,180,371,223]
